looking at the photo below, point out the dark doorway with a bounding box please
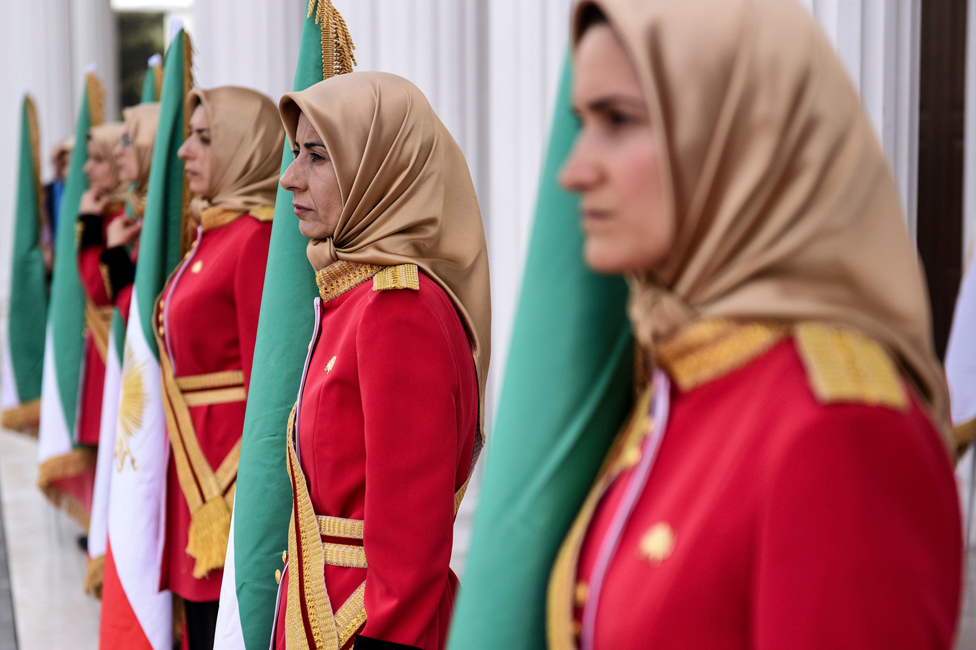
[917,0,967,360]
[116,12,165,113]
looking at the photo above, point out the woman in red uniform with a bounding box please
[272,71,491,650]
[546,1,962,648]
[158,86,283,650]
[76,122,128,447]
[103,102,160,322]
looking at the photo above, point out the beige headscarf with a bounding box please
[185,86,284,220]
[122,102,160,217]
[279,71,491,440]
[88,122,127,206]
[572,0,949,432]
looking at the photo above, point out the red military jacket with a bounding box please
[157,211,272,602]
[548,320,961,650]
[274,261,478,650]
[76,205,126,446]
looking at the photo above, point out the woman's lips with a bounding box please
[292,203,312,216]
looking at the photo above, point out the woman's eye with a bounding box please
[310,153,325,163]
[200,137,211,146]
[292,149,300,158]
[607,110,634,126]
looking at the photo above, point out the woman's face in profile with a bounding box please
[83,138,115,194]
[178,105,212,196]
[280,112,343,240]
[561,23,672,274]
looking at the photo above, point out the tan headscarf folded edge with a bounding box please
[185,86,284,220]
[279,71,492,442]
[572,0,949,438]
[88,122,127,207]
[122,102,160,217]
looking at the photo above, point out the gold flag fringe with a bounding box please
[308,0,357,79]
[180,30,196,257]
[1,399,41,436]
[84,554,105,599]
[152,64,164,100]
[37,448,96,529]
[24,96,45,232]
[86,73,106,127]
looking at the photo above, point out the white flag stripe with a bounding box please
[37,323,74,462]
[107,287,172,650]
[89,327,122,560]
[1,329,20,410]
[213,507,247,650]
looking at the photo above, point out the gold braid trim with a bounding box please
[547,386,653,649]
[315,261,383,303]
[175,370,244,391]
[155,293,240,578]
[307,0,357,79]
[86,73,105,127]
[84,554,105,599]
[655,319,789,392]
[317,515,363,540]
[334,583,367,647]
[1,399,41,436]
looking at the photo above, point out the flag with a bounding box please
[214,2,355,647]
[446,58,634,649]
[99,32,192,650]
[36,73,106,527]
[1,95,48,435]
[87,57,165,599]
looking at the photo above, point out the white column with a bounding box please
[0,0,78,311]
[801,0,922,237]
[190,0,304,103]
[71,0,121,120]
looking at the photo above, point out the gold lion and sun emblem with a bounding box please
[115,343,147,472]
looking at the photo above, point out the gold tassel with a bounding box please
[24,96,46,230]
[1,399,41,436]
[84,555,105,600]
[308,0,357,79]
[38,486,91,530]
[86,73,106,127]
[185,495,231,579]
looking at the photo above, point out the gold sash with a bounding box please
[85,301,113,363]
[155,326,246,579]
[283,405,471,650]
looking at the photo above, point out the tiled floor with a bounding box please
[0,428,99,650]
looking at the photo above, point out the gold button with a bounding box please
[619,445,641,469]
[275,569,281,584]
[158,326,165,337]
[282,550,287,563]
[572,621,582,637]
[639,522,675,565]
[190,260,203,273]
[574,581,589,608]
[158,299,165,309]
[326,356,336,374]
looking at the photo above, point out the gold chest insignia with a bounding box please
[326,356,336,374]
[638,522,675,565]
[190,260,203,274]
[115,343,147,471]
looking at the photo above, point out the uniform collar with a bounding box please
[654,319,789,392]
[315,260,384,303]
[200,207,245,231]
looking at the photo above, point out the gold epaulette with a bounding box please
[373,264,419,291]
[250,205,275,222]
[794,322,908,411]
